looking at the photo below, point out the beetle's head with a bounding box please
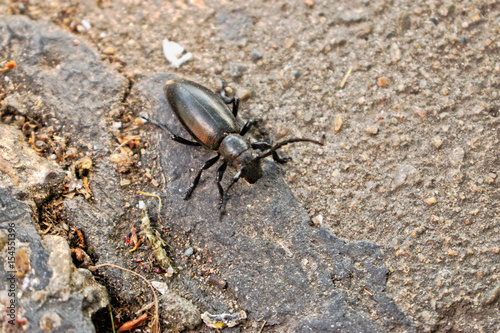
[234,150,262,184]
[220,135,263,184]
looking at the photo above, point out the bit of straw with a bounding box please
[138,191,162,212]
[340,66,353,89]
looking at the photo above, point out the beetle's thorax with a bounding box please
[219,134,262,184]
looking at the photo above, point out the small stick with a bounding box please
[258,320,267,333]
[340,66,353,89]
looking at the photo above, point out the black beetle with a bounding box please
[144,79,323,219]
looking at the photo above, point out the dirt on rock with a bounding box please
[1,0,499,332]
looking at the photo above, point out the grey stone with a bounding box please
[0,15,127,153]
[250,50,263,62]
[229,62,248,78]
[392,165,421,190]
[159,288,201,331]
[337,8,371,24]
[0,189,108,333]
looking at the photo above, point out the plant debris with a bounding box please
[139,201,174,277]
[201,310,247,329]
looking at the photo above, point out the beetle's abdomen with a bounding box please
[165,79,240,150]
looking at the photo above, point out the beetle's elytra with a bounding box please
[144,78,323,220]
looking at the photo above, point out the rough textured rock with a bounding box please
[1,15,204,331]
[1,14,415,332]
[0,14,135,303]
[0,189,108,333]
[132,73,414,332]
[0,16,126,152]
[0,124,65,208]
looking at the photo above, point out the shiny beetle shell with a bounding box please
[164,79,240,151]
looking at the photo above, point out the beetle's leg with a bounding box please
[216,162,228,202]
[143,117,201,146]
[239,120,253,136]
[184,154,220,200]
[251,142,292,164]
[219,169,243,221]
[220,81,240,117]
[172,136,202,146]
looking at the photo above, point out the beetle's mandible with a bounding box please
[143,78,324,220]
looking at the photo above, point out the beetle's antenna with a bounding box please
[140,116,175,136]
[256,138,324,160]
[219,169,243,221]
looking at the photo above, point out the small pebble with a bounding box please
[120,179,131,186]
[284,38,295,49]
[184,247,194,257]
[76,25,86,34]
[481,283,500,306]
[337,8,369,23]
[365,126,379,135]
[81,20,91,31]
[392,165,421,189]
[103,47,115,55]
[311,214,323,225]
[208,275,227,289]
[397,12,411,32]
[432,136,442,149]
[424,197,437,205]
[449,147,465,165]
[378,77,388,88]
[250,50,263,62]
[390,43,401,62]
[412,107,427,120]
[236,89,251,101]
[304,0,314,8]
[334,114,343,133]
[229,62,248,78]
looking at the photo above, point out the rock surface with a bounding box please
[0,15,416,332]
[2,0,498,329]
[0,188,108,333]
